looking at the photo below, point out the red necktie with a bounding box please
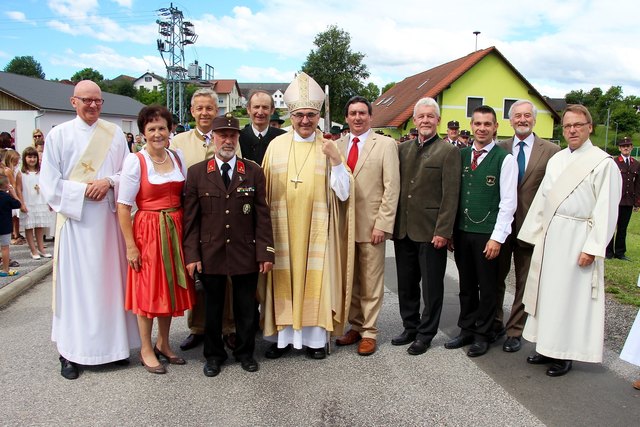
[347,137,359,172]
[471,149,485,171]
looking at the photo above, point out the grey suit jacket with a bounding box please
[498,134,560,235]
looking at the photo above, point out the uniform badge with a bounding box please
[207,159,216,174]
[243,203,252,214]
[237,160,246,175]
[486,175,496,186]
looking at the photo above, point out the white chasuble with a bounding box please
[41,117,140,365]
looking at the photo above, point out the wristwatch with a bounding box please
[105,177,115,188]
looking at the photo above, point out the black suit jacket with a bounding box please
[182,156,275,275]
[239,126,286,165]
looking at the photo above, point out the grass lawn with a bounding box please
[605,212,640,306]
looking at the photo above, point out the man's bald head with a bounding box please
[71,80,103,125]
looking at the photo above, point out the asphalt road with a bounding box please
[0,243,638,426]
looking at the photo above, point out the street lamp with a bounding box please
[473,31,481,51]
[614,121,619,146]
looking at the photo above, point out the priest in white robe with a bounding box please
[519,104,621,377]
[260,72,355,360]
[40,80,139,380]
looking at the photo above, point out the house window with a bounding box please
[218,97,224,105]
[153,86,158,91]
[503,99,518,119]
[466,97,484,117]
[144,76,152,82]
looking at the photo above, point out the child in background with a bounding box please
[19,147,51,259]
[2,150,25,245]
[0,175,21,276]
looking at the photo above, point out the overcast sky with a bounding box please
[1,0,638,99]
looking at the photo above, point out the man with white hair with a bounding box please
[260,72,354,360]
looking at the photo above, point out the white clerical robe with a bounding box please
[519,140,621,363]
[41,116,140,365]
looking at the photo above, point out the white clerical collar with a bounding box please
[293,131,315,142]
[251,124,269,138]
[215,155,237,171]
[350,129,371,144]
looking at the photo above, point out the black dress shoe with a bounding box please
[467,342,489,357]
[615,255,631,261]
[546,360,572,377]
[203,360,221,377]
[179,333,204,351]
[265,343,292,359]
[503,336,522,353]
[306,347,326,360]
[59,356,79,380]
[605,253,614,259]
[407,339,430,355]
[391,330,417,346]
[444,334,474,349]
[239,358,259,372]
[112,358,130,366]
[526,352,553,365]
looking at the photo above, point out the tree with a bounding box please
[135,86,165,106]
[71,68,104,83]
[301,25,370,122]
[3,55,45,79]
[100,79,136,98]
[381,82,396,95]
[361,82,380,103]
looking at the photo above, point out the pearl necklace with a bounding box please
[149,150,168,165]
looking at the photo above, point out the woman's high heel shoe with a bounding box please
[154,345,186,365]
[140,352,166,374]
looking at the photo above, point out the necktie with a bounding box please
[221,162,231,188]
[347,137,359,172]
[203,134,210,147]
[471,149,485,171]
[258,133,263,141]
[626,158,630,167]
[517,141,526,184]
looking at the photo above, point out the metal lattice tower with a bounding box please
[156,3,197,124]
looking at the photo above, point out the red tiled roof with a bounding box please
[213,79,240,94]
[371,46,559,128]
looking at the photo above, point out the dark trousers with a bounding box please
[607,205,633,257]
[453,231,498,342]
[202,272,258,363]
[494,234,533,337]
[394,237,447,343]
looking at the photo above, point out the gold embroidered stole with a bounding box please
[52,119,117,312]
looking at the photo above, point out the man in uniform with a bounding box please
[334,96,400,356]
[183,113,274,377]
[392,97,461,355]
[260,72,354,360]
[494,99,560,353]
[239,90,286,165]
[171,88,241,351]
[458,130,471,147]
[444,120,463,147]
[41,80,139,379]
[606,136,640,260]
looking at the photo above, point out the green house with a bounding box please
[371,46,560,139]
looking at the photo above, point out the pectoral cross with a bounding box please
[34,184,40,195]
[290,176,303,189]
[81,161,95,174]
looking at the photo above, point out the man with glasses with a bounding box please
[606,136,640,261]
[40,80,139,379]
[520,104,621,377]
[260,72,353,360]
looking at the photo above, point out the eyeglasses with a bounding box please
[562,122,590,130]
[33,134,43,138]
[291,112,319,120]
[73,96,105,106]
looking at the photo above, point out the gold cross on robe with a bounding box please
[290,176,303,188]
[81,161,95,174]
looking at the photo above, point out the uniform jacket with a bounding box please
[394,137,461,242]
[182,156,274,276]
[612,155,640,207]
[337,132,400,242]
[498,134,560,235]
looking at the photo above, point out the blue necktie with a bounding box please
[517,140,526,184]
